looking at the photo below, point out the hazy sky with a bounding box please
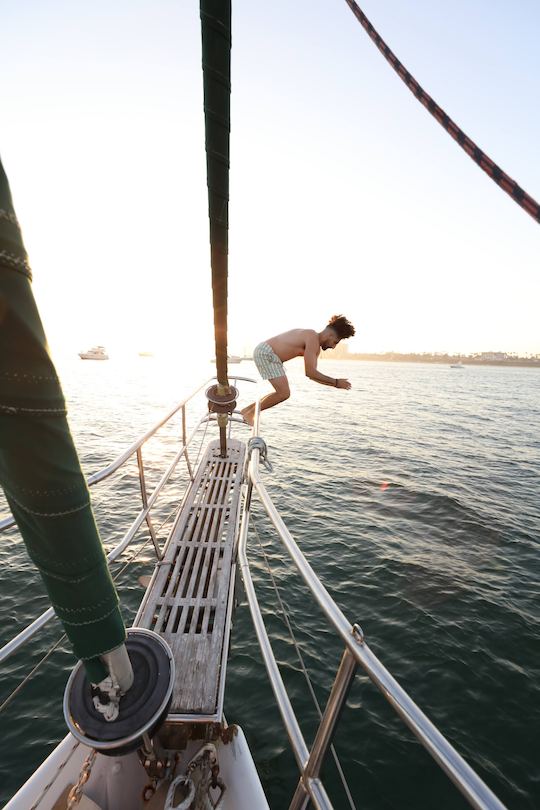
[2,0,539,357]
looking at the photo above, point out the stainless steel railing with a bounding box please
[1,376,504,810]
[239,436,508,810]
[0,376,257,665]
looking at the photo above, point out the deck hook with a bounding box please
[352,623,365,644]
[247,437,273,472]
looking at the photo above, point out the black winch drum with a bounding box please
[64,628,174,756]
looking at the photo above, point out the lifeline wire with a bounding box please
[191,415,210,471]
[0,534,151,716]
[344,0,540,224]
[252,517,357,810]
[0,430,201,714]
[0,633,66,714]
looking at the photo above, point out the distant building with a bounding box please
[479,352,507,361]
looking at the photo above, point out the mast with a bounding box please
[200,0,236,455]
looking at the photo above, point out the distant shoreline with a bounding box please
[321,354,540,368]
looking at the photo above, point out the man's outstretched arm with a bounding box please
[304,334,352,389]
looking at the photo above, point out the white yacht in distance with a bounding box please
[79,346,109,360]
[450,362,465,368]
[210,355,242,363]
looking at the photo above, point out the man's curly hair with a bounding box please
[327,314,355,339]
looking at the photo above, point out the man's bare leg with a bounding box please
[241,376,290,426]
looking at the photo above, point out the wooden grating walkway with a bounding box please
[138,438,245,718]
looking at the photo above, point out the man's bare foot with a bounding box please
[240,407,254,427]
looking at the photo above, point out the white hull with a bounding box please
[5,727,269,810]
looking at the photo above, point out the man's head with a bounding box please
[319,314,355,350]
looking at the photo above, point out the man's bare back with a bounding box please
[266,328,319,363]
[240,315,356,426]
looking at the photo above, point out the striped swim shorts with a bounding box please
[253,342,286,380]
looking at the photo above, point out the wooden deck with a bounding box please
[137,438,245,718]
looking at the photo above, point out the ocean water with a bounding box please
[0,357,539,809]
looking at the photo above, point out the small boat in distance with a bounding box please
[78,346,109,360]
[450,362,465,368]
[138,351,154,357]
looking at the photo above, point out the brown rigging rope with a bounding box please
[343,0,540,224]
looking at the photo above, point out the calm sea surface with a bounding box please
[0,358,539,809]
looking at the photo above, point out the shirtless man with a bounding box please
[241,314,355,426]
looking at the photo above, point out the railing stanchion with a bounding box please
[288,783,309,810]
[181,404,194,481]
[246,453,509,810]
[0,375,259,664]
[136,448,162,560]
[237,478,310,774]
[289,647,357,810]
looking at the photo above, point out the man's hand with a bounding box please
[336,378,351,390]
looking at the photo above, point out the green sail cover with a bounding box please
[0,158,125,683]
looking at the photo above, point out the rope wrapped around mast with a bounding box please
[200,0,232,387]
[343,0,540,224]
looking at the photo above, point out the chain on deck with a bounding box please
[137,438,245,718]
